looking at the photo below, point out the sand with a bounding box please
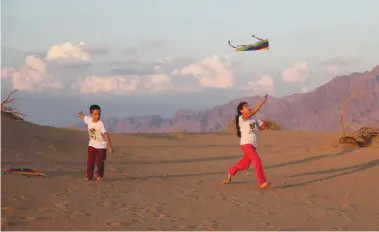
[1,117,379,230]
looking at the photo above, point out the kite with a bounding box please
[3,167,46,177]
[228,35,269,51]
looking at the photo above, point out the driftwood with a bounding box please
[339,127,379,147]
[1,89,25,120]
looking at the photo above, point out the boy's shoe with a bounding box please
[83,175,93,180]
[260,181,271,189]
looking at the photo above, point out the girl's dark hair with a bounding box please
[235,101,247,138]
[89,104,101,113]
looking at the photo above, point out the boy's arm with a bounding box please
[77,111,89,124]
[99,122,114,152]
[104,133,113,151]
[77,112,85,119]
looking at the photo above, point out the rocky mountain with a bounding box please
[76,66,379,132]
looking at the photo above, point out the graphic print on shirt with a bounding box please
[88,128,102,141]
[249,121,257,134]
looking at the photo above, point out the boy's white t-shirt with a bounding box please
[239,115,263,147]
[84,116,108,149]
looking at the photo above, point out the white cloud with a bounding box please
[154,65,161,72]
[1,41,102,92]
[323,56,360,67]
[45,41,91,65]
[80,43,108,55]
[282,62,308,82]
[326,65,340,75]
[72,75,141,94]
[143,74,171,92]
[179,55,234,88]
[301,86,310,93]
[1,67,16,79]
[72,73,173,94]
[3,45,241,94]
[2,56,62,92]
[247,75,275,94]
[323,56,360,76]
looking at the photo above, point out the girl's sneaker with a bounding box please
[96,177,102,181]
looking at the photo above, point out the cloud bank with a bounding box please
[2,40,361,97]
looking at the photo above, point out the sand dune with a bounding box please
[1,117,379,230]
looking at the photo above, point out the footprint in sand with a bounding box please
[106,221,121,227]
[19,216,37,221]
[258,211,275,216]
[9,195,29,201]
[1,217,10,227]
[201,221,220,231]
[2,207,16,212]
[191,180,203,185]
[260,221,277,230]
[339,202,358,212]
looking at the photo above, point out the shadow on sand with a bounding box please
[275,159,379,189]
[264,148,356,169]
[6,148,368,188]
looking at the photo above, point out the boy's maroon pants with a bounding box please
[228,144,267,186]
[87,146,107,178]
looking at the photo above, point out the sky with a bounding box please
[1,0,379,127]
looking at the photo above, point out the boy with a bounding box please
[77,104,114,181]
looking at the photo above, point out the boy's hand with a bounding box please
[108,147,114,153]
[77,111,85,119]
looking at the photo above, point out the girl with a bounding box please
[221,96,270,189]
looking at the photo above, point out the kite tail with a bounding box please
[252,35,264,41]
[228,40,238,49]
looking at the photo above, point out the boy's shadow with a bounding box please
[275,159,379,189]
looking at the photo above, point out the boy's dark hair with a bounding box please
[89,104,101,113]
[235,101,247,138]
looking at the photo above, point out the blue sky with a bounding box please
[1,0,379,126]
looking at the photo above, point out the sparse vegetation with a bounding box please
[339,90,363,137]
[336,90,379,147]
[174,127,186,138]
[267,120,281,130]
[339,126,379,147]
[1,89,25,120]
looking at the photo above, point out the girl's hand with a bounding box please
[108,147,114,153]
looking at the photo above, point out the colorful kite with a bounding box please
[3,167,46,177]
[228,35,269,51]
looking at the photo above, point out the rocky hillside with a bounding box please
[76,66,379,132]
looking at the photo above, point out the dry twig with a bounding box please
[1,89,25,120]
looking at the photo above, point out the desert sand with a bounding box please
[1,116,379,231]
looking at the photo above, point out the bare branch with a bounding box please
[1,89,25,120]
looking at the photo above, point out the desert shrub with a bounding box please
[267,120,281,130]
[1,89,25,120]
[339,126,379,148]
[174,127,186,138]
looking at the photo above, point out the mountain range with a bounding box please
[76,66,379,132]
